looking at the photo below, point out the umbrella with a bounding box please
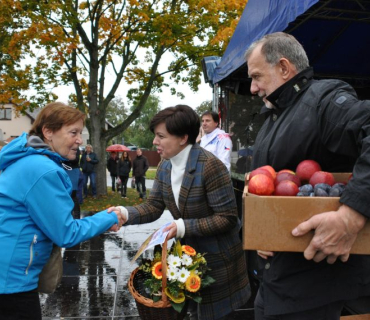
[106,144,130,152]
[238,146,254,157]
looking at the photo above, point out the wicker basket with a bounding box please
[128,238,188,320]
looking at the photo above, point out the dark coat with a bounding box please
[80,151,99,173]
[132,155,149,177]
[107,156,119,176]
[117,159,131,177]
[252,68,370,315]
[126,144,249,320]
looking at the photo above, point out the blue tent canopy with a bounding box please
[212,0,370,97]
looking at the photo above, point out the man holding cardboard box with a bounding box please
[245,32,370,319]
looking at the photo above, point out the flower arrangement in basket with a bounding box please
[130,238,215,317]
[140,239,215,312]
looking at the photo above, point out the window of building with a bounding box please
[0,108,12,120]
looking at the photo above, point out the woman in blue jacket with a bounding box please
[0,102,125,320]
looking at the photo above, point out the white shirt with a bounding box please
[169,145,192,239]
[200,128,232,171]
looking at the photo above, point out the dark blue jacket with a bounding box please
[80,151,99,173]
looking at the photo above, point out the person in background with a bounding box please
[62,147,82,219]
[132,148,149,199]
[0,102,125,320]
[200,111,232,171]
[245,32,370,319]
[109,105,250,320]
[107,151,119,192]
[195,126,204,144]
[80,144,99,198]
[118,151,132,198]
[76,163,84,205]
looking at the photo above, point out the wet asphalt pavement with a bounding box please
[40,175,254,319]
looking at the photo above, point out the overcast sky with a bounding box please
[52,72,213,110]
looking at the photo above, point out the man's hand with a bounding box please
[257,250,274,259]
[292,205,367,264]
[107,206,127,232]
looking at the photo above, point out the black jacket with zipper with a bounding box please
[133,155,149,177]
[252,68,370,315]
[117,159,131,177]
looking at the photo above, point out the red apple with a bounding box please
[309,171,335,187]
[295,160,321,183]
[250,168,274,180]
[278,169,295,175]
[260,165,277,180]
[248,174,275,196]
[275,172,301,187]
[274,180,299,196]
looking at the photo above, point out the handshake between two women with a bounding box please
[108,206,128,232]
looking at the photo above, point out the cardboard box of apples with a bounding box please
[243,160,370,254]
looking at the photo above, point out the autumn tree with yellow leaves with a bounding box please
[0,0,247,195]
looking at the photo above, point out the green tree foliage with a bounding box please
[0,0,247,194]
[195,100,212,117]
[123,95,160,149]
[106,96,128,144]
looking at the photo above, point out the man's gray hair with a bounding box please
[244,32,309,73]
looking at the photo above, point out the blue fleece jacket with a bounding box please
[0,133,118,294]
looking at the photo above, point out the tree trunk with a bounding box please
[88,110,108,196]
[96,146,108,196]
[87,38,108,196]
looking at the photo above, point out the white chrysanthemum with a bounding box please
[181,254,192,266]
[177,267,190,283]
[167,266,178,281]
[167,254,181,268]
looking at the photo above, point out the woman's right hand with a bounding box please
[257,250,274,259]
[163,222,178,240]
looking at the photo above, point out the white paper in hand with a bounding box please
[130,222,171,264]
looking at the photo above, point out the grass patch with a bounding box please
[145,167,157,180]
[81,188,148,212]
[82,167,157,212]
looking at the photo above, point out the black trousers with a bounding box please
[135,176,146,197]
[119,175,129,196]
[111,174,117,191]
[254,288,344,320]
[0,290,41,320]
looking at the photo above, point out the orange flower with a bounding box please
[152,262,162,279]
[185,273,201,292]
[182,245,196,256]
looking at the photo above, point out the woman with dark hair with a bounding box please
[110,105,249,320]
[0,102,125,320]
[118,151,132,198]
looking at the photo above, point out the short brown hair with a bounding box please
[201,110,219,125]
[149,105,200,145]
[29,102,86,140]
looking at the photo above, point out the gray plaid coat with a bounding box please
[126,144,249,320]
